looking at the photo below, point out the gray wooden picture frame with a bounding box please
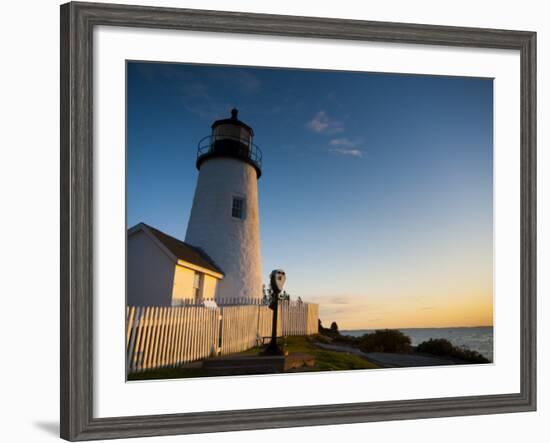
[60,2,537,441]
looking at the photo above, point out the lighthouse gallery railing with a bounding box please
[197,134,263,170]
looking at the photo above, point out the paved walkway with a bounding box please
[315,342,464,368]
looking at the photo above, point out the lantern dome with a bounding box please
[196,109,262,178]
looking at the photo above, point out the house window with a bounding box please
[193,271,203,301]
[231,196,245,219]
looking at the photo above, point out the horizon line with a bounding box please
[339,325,494,331]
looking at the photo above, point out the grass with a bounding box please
[240,336,379,371]
[128,366,206,381]
[128,335,378,381]
[310,348,379,371]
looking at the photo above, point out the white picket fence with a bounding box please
[171,297,265,306]
[126,301,319,373]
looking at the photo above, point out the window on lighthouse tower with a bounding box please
[231,196,245,219]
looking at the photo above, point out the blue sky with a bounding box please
[127,61,493,329]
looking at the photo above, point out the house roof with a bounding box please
[129,223,224,276]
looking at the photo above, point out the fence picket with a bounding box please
[175,306,185,366]
[142,307,155,370]
[126,306,141,372]
[126,306,136,347]
[158,307,169,367]
[183,306,191,363]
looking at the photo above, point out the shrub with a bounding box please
[318,320,341,338]
[416,338,490,364]
[416,338,453,355]
[358,329,412,353]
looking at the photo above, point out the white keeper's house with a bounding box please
[127,109,264,306]
[127,223,224,306]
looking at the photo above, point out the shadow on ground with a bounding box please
[33,421,59,437]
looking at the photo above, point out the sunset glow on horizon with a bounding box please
[311,291,493,330]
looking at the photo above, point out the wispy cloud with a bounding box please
[306,113,363,157]
[329,138,356,148]
[330,148,363,157]
[307,294,370,307]
[328,138,364,158]
[306,111,344,134]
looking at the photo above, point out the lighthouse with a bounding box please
[185,109,263,303]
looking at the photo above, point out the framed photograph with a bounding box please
[60,1,536,440]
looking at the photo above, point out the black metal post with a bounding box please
[264,294,282,355]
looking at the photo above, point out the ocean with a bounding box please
[341,327,493,362]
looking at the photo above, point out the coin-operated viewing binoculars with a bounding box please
[263,270,286,356]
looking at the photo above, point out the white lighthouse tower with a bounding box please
[185,109,263,303]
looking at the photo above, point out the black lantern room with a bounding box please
[196,109,262,178]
